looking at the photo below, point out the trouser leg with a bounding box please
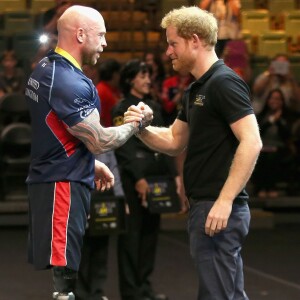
[118,231,141,300]
[88,235,109,299]
[188,201,250,300]
[53,266,77,293]
[139,210,160,297]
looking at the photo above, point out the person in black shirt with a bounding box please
[124,6,262,300]
[112,59,176,300]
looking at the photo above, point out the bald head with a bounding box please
[57,5,104,35]
[56,5,107,67]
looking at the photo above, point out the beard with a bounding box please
[82,49,99,66]
[172,57,192,74]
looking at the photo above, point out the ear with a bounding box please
[191,33,200,49]
[77,28,85,43]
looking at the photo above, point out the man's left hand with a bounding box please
[94,160,115,192]
[205,200,232,237]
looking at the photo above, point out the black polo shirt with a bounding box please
[177,60,253,201]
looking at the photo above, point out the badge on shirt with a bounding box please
[113,115,124,126]
[194,94,205,106]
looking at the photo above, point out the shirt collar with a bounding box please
[194,59,225,85]
[54,47,82,71]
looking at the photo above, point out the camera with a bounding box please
[270,61,289,76]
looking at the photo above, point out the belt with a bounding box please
[188,197,248,206]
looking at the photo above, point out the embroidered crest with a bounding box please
[194,94,205,106]
[113,116,124,126]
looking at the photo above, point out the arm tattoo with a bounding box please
[67,109,138,154]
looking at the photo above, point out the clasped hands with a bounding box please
[123,102,153,130]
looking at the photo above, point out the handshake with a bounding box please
[123,102,153,132]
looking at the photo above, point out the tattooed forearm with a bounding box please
[68,109,139,154]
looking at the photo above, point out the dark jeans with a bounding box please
[188,201,250,300]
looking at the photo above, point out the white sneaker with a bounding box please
[102,297,109,300]
[53,292,75,300]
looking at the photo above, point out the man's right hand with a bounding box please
[123,102,153,129]
[138,102,153,129]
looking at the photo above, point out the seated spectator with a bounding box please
[0,50,25,95]
[161,71,193,125]
[252,54,300,114]
[251,88,295,198]
[43,0,73,35]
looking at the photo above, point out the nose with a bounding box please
[102,37,107,48]
[100,35,107,48]
[166,45,172,57]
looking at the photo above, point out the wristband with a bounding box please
[138,120,143,130]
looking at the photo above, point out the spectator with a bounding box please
[223,39,252,84]
[43,0,73,35]
[0,50,25,94]
[252,88,295,197]
[199,0,241,57]
[112,59,175,300]
[144,51,166,104]
[75,151,125,300]
[96,59,122,127]
[161,71,193,126]
[145,52,189,212]
[252,54,300,114]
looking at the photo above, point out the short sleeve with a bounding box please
[50,74,99,127]
[212,73,253,124]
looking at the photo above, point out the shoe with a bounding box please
[142,293,168,300]
[53,292,75,300]
[153,294,168,300]
[102,297,109,300]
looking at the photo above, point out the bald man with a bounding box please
[25,6,150,300]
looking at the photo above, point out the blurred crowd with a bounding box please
[2,46,300,195]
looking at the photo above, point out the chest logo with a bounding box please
[113,116,124,126]
[194,94,205,106]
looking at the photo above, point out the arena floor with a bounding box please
[0,221,300,300]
